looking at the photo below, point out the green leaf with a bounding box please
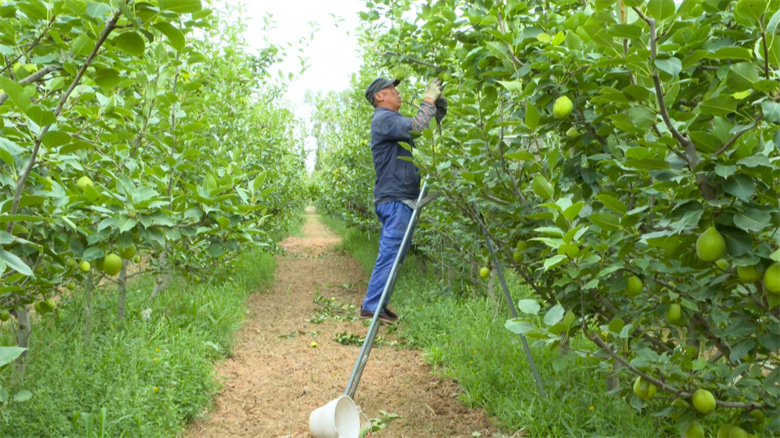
[588,211,620,231]
[735,0,767,24]
[517,299,541,315]
[562,310,576,330]
[525,101,539,130]
[709,46,752,61]
[532,175,555,200]
[0,249,33,276]
[441,8,456,21]
[94,68,120,88]
[158,0,203,13]
[497,80,523,93]
[544,304,565,326]
[0,346,26,367]
[72,33,94,57]
[721,227,753,257]
[669,209,703,233]
[715,164,736,177]
[552,351,575,371]
[595,194,627,215]
[86,2,113,18]
[583,279,599,289]
[723,175,755,201]
[682,50,708,69]
[768,7,780,35]
[647,0,676,20]
[733,208,771,232]
[153,22,185,52]
[608,24,643,39]
[627,106,656,130]
[42,130,71,148]
[504,150,534,161]
[654,57,682,77]
[761,100,780,123]
[84,184,99,203]
[698,96,737,116]
[563,202,584,221]
[609,317,625,334]
[727,62,760,91]
[759,333,780,352]
[0,76,30,112]
[25,105,56,126]
[543,254,568,271]
[754,79,779,92]
[118,217,138,233]
[689,131,722,153]
[0,137,22,166]
[505,318,535,335]
[12,390,32,402]
[208,242,225,258]
[83,247,105,261]
[113,32,146,57]
[480,14,498,25]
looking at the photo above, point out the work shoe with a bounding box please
[360,308,396,324]
[383,306,399,320]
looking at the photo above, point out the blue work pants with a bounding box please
[361,201,413,313]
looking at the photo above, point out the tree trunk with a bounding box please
[83,271,94,342]
[606,361,621,393]
[118,260,127,319]
[151,251,169,299]
[486,266,497,301]
[558,333,570,355]
[14,306,31,373]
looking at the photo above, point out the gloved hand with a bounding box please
[423,78,443,101]
[434,96,447,122]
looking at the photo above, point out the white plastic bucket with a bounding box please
[309,395,360,438]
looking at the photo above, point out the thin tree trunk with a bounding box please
[151,252,169,299]
[559,333,570,355]
[606,361,621,393]
[83,271,94,342]
[487,266,497,301]
[117,260,127,319]
[14,306,31,372]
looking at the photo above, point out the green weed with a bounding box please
[0,249,276,437]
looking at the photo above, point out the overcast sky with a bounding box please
[216,0,366,171]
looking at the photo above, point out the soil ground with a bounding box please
[187,208,503,437]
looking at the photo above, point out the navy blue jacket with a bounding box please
[370,107,420,204]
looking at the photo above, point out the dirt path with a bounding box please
[187,208,500,438]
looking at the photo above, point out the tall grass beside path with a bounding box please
[0,248,277,438]
[320,215,663,437]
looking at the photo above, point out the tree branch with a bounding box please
[379,51,441,70]
[6,12,122,234]
[496,8,526,68]
[634,7,714,199]
[711,115,763,158]
[759,15,770,80]
[0,15,57,76]
[0,66,60,105]
[581,319,765,409]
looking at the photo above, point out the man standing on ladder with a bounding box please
[361,76,447,323]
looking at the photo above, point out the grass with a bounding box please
[320,215,667,438]
[0,247,278,438]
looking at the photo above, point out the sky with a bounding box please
[217,0,366,172]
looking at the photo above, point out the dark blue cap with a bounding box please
[365,77,401,105]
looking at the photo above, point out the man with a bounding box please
[360,76,446,323]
